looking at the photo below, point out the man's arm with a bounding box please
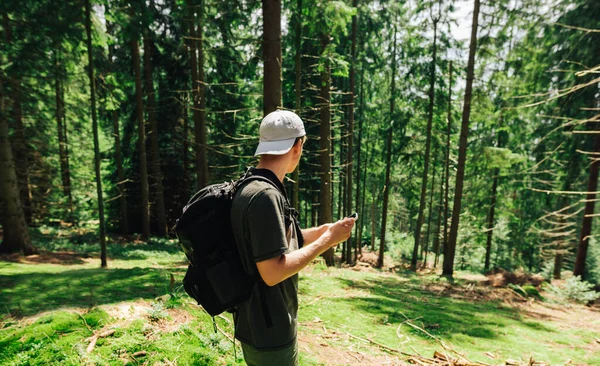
[256,217,355,286]
[301,225,331,246]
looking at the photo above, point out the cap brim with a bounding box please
[254,138,296,156]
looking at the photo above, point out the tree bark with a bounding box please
[484,167,499,271]
[291,0,302,211]
[356,64,365,256]
[423,144,438,267]
[443,0,480,279]
[3,14,32,224]
[377,26,397,268]
[438,61,452,268]
[412,16,439,271]
[143,34,167,237]
[85,0,107,266]
[0,76,35,255]
[573,131,600,278]
[55,52,74,218]
[187,0,208,189]
[345,0,358,265]
[263,0,282,115]
[112,110,129,234]
[131,37,151,239]
[319,31,334,266]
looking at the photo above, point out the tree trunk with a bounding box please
[112,110,129,234]
[423,144,438,268]
[263,0,282,115]
[438,61,452,268]
[143,34,167,237]
[356,63,365,256]
[131,37,151,239]
[187,0,208,189]
[484,167,499,271]
[291,0,302,210]
[55,52,74,218]
[345,0,358,265]
[573,131,600,278]
[553,253,563,280]
[3,14,32,224]
[85,0,107,266]
[319,31,334,266]
[412,17,439,271]
[443,0,480,279]
[0,75,35,255]
[377,26,397,268]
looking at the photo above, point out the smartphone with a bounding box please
[346,212,358,219]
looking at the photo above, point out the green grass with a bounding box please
[1,233,599,365]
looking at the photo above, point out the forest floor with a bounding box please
[1,231,599,365]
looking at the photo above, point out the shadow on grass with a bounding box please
[333,273,554,341]
[0,266,185,318]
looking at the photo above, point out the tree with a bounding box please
[143,30,168,237]
[131,33,151,239]
[319,13,334,266]
[0,76,35,255]
[263,0,282,115]
[412,4,441,271]
[84,0,107,267]
[443,0,480,278]
[377,25,397,269]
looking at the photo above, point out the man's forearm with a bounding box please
[301,225,328,245]
[257,232,334,286]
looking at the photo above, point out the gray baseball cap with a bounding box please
[254,110,306,156]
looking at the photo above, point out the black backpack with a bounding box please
[174,170,281,317]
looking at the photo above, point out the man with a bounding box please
[230,110,355,365]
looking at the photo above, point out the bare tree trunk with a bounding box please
[319,30,334,266]
[344,0,358,265]
[113,110,129,234]
[85,0,107,266]
[573,131,600,278]
[131,37,151,239]
[423,144,438,268]
[55,52,74,218]
[0,75,36,255]
[437,61,452,268]
[484,167,499,271]
[143,34,167,237]
[263,0,282,115]
[187,0,208,189]
[443,0,480,279]
[291,0,302,210]
[3,14,32,224]
[412,16,439,271]
[356,64,365,257]
[377,26,397,268]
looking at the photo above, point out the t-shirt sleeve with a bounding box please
[247,188,288,262]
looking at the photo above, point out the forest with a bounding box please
[1,0,600,364]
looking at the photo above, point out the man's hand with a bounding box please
[324,217,355,247]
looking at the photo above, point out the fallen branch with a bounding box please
[85,329,116,353]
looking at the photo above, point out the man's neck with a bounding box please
[256,160,287,183]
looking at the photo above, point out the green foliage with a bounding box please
[546,276,600,305]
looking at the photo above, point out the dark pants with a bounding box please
[241,339,298,366]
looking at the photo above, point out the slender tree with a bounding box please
[344,0,358,264]
[291,0,302,210]
[263,0,282,115]
[319,19,334,266]
[412,7,440,271]
[377,25,397,268]
[443,0,480,278]
[131,35,151,239]
[143,32,168,236]
[85,0,107,267]
[55,51,74,217]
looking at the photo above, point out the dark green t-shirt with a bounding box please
[230,170,300,350]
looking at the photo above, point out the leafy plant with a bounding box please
[546,276,600,305]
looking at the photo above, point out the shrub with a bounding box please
[547,276,600,304]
